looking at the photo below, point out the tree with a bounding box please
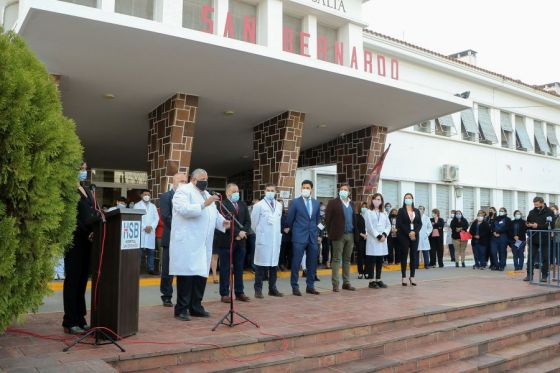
[0,30,82,331]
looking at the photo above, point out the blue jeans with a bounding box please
[490,236,508,269]
[415,250,430,269]
[291,241,318,290]
[218,240,246,297]
[473,244,487,267]
[143,248,155,272]
[511,240,525,270]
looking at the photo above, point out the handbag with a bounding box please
[459,231,472,241]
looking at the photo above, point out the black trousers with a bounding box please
[387,236,399,264]
[160,246,174,302]
[355,240,366,274]
[62,236,91,328]
[429,236,444,267]
[528,240,549,278]
[279,241,292,269]
[175,275,207,315]
[255,265,278,292]
[365,255,384,280]
[321,237,331,264]
[398,235,418,278]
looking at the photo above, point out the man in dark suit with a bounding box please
[214,183,251,303]
[159,173,187,307]
[287,180,321,296]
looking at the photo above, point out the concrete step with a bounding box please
[512,353,560,373]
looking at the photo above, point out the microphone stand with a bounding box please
[212,195,258,332]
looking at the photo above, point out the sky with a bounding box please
[362,0,560,86]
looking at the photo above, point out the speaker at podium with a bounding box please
[90,208,145,338]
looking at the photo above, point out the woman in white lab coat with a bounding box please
[364,193,391,289]
[416,206,433,270]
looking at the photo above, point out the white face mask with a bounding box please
[372,200,382,208]
[301,189,311,198]
[142,195,150,202]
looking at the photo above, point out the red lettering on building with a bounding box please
[299,32,310,57]
[334,41,344,66]
[363,50,373,73]
[350,46,358,69]
[377,55,386,77]
[223,12,234,38]
[243,16,256,43]
[391,58,399,80]
[201,5,213,34]
[283,27,294,52]
[317,37,327,61]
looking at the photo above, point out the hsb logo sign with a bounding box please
[122,221,140,239]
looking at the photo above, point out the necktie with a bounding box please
[306,199,312,218]
[233,202,238,213]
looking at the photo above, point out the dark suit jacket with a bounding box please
[214,199,251,248]
[325,198,356,241]
[395,207,422,239]
[469,221,491,247]
[287,196,320,245]
[159,189,174,248]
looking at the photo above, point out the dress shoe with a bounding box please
[368,281,379,289]
[333,285,340,292]
[306,288,320,295]
[358,274,364,279]
[236,293,251,302]
[541,277,548,283]
[342,283,356,291]
[255,290,264,299]
[377,281,388,289]
[268,289,284,297]
[314,275,321,282]
[64,326,85,335]
[81,324,91,331]
[292,288,302,296]
[461,262,466,268]
[455,262,459,268]
[221,296,231,303]
[175,312,192,321]
[162,299,173,307]
[190,309,210,318]
[523,276,531,282]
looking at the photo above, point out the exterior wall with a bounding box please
[147,93,197,199]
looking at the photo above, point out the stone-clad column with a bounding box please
[147,93,198,199]
[298,126,387,204]
[253,111,305,202]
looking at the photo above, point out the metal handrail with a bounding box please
[528,229,560,287]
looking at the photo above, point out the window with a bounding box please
[414,121,431,134]
[317,24,337,62]
[462,187,475,222]
[415,183,430,210]
[547,124,559,157]
[500,111,514,148]
[59,0,97,7]
[517,191,527,216]
[115,0,154,20]
[515,116,533,151]
[477,106,498,144]
[436,184,450,217]
[460,109,478,141]
[503,190,513,215]
[435,115,455,137]
[183,0,213,32]
[2,1,18,30]
[282,14,302,54]
[480,188,491,211]
[381,180,398,209]
[316,174,336,198]
[533,120,550,155]
[228,0,257,43]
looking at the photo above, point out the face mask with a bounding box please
[498,211,504,216]
[230,192,240,203]
[455,214,462,219]
[361,208,368,214]
[489,212,495,217]
[477,216,484,222]
[301,189,311,198]
[515,214,521,220]
[265,191,275,200]
[195,180,208,191]
[117,203,126,209]
[372,200,381,208]
[404,199,413,206]
[339,190,349,199]
[385,207,391,213]
[142,195,150,202]
[79,170,87,182]
[419,210,425,215]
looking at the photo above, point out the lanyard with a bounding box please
[265,199,275,213]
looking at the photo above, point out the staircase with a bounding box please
[115,291,560,372]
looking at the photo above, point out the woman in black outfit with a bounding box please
[396,193,422,286]
[429,209,445,268]
[354,202,368,279]
[63,163,97,334]
[387,208,399,265]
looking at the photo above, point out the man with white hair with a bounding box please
[169,169,230,321]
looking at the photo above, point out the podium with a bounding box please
[90,208,145,338]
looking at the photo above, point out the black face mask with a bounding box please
[489,212,494,217]
[196,180,208,191]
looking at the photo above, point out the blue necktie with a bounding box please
[306,199,312,218]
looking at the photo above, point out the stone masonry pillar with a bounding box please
[298,126,387,204]
[147,93,198,199]
[253,111,305,203]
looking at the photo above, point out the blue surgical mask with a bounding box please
[361,207,368,214]
[230,192,240,203]
[339,190,349,199]
[514,214,521,220]
[117,203,126,209]
[385,207,391,213]
[79,170,87,181]
[265,191,275,200]
[404,199,413,206]
[456,214,462,219]
[498,211,504,216]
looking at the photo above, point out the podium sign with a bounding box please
[90,208,145,338]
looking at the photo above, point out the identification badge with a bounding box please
[410,223,414,231]
[318,223,325,230]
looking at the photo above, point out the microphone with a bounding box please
[209,190,221,196]
[547,216,552,229]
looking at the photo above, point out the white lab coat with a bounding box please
[169,183,226,277]
[133,200,159,250]
[364,210,391,256]
[445,217,453,246]
[418,214,433,251]
[251,198,283,267]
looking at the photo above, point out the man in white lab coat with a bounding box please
[134,189,159,275]
[251,184,284,299]
[169,169,230,321]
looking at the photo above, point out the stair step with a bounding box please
[513,354,560,373]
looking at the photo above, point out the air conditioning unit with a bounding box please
[441,165,459,182]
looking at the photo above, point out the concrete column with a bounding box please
[100,0,115,12]
[215,0,229,37]
[302,15,317,59]
[337,22,363,69]
[147,93,198,198]
[257,0,282,49]
[253,111,305,203]
[160,0,182,26]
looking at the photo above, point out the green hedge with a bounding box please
[0,30,83,331]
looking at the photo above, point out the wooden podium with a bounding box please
[90,208,145,338]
